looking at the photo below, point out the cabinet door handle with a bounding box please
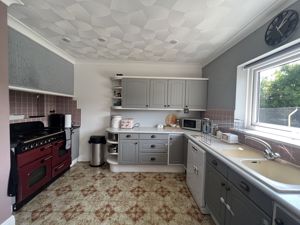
[150,145,155,148]
[151,135,156,138]
[221,182,226,187]
[126,134,131,138]
[134,142,138,145]
[164,105,167,107]
[211,159,218,166]
[226,204,235,216]
[150,157,156,161]
[220,197,226,205]
[192,146,198,152]
[275,218,284,225]
[146,104,149,107]
[239,181,250,192]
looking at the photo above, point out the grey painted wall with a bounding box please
[203,1,300,110]
[0,3,12,223]
[8,28,74,95]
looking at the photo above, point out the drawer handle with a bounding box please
[134,142,138,145]
[41,156,52,164]
[220,197,226,205]
[275,218,284,225]
[239,181,250,192]
[211,159,218,166]
[126,135,131,138]
[151,135,156,138]
[150,145,156,148]
[226,204,235,216]
[221,182,226,187]
[192,146,198,152]
[150,157,156,161]
[55,163,65,171]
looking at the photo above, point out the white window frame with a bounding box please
[244,47,300,139]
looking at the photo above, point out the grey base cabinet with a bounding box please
[205,153,272,225]
[273,204,300,225]
[186,141,206,210]
[169,134,184,164]
[119,140,139,164]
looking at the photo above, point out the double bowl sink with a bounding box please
[220,147,300,193]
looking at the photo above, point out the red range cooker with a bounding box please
[8,121,71,211]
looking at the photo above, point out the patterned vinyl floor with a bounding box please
[14,163,216,225]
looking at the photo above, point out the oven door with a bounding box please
[18,154,52,202]
[52,140,70,167]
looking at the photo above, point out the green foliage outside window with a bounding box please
[260,64,300,108]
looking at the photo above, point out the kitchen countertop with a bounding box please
[106,127,300,218]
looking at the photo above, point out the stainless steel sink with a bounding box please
[242,159,300,188]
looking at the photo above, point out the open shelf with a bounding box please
[107,139,118,144]
[113,86,122,90]
[112,96,122,99]
[107,155,118,165]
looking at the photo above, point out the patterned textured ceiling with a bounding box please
[9,0,278,63]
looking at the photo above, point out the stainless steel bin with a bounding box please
[88,136,106,166]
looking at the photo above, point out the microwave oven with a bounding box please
[181,118,202,131]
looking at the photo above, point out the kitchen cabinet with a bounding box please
[167,80,185,108]
[71,128,80,161]
[169,134,184,164]
[186,140,206,211]
[149,79,168,108]
[119,139,139,164]
[185,80,207,110]
[122,78,150,108]
[205,153,272,225]
[120,77,207,110]
[273,204,300,225]
[8,28,74,96]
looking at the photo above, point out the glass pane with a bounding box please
[28,166,46,187]
[258,60,300,128]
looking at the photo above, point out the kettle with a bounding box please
[202,118,212,134]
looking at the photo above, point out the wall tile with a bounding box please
[9,90,81,127]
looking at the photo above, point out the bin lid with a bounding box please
[89,135,106,144]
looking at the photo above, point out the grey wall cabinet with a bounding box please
[205,153,271,225]
[71,128,80,161]
[149,79,184,109]
[167,80,185,109]
[9,29,74,96]
[169,134,183,164]
[185,80,207,110]
[119,139,139,164]
[122,78,207,110]
[149,79,168,108]
[122,78,150,108]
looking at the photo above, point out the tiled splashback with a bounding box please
[9,90,81,126]
[205,109,300,166]
[204,109,234,125]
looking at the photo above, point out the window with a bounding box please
[236,44,300,140]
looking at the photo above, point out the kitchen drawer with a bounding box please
[139,153,167,165]
[139,140,168,153]
[228,168,273,217]
[119,133,139,140]
[206,153,228,177]
[52,158,71,178]
[17,144,53,168]
[139,133,168,140]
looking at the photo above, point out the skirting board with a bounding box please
[71,158,78,167]
[109,164,185,173]
[1,215,15,225]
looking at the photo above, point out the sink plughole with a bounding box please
[242,159,300,185]
[221,147,264,159]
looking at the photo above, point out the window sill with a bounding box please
[237,129,300,148]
